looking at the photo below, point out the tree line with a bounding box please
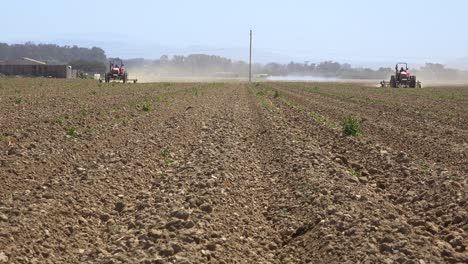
[125,54,468,80]
[0,42,107,73]
[1,43,466,80]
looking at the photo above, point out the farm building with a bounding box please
[0,57,76,78]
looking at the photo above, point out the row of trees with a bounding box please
[125,55,468,80]
[416,63,460,80]
[0,42,107,74]
[1,43,466,79]
[69,60,107,74]
[261,61,393,79]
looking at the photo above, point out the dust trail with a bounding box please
[127,69,248,83]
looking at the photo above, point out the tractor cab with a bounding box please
[396,63,413,84]
[396,63,409,78]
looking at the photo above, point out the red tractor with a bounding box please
[101,60,137,83]
[390,62,417,88]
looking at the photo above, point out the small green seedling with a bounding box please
[342,116,361,136]
[256,91,265,97]
[142,100,152,112]
[67,127,77,138]
[161,147,174,166]
[348,168,361,177]
[56,117,65,125]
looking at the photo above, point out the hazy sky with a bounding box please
[3,0,468,63]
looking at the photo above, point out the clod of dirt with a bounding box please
[347,174,360,183]
[0,214,8,222]
[159,245,175,257]
[99,213,111,222]
[200,203,213,213]
[206,242,217,251]
[170,242,183,254]
[170,208,190,220]
[0,252,8,263]
[114,201,126,213]
[358,176,369,183]
[350,162,363,170]
[165,219,189,231]
[268,242,278,250]
[148,229,164,239]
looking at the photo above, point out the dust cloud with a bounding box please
[127,67,247,83]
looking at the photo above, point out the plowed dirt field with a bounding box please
[0,79,467,263]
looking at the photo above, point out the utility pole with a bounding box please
[249,30,252,83]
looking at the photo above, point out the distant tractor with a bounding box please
[100,60,137,83]
[389,63,417,88]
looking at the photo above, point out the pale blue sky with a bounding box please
[3,0,468,64]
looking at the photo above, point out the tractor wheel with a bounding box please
[105,74,110,83]
[123,73,128,83]
[390,76,397,88]
[409,76,417,88]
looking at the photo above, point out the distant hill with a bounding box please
[49,38,297,64]
[0,42,107,64]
